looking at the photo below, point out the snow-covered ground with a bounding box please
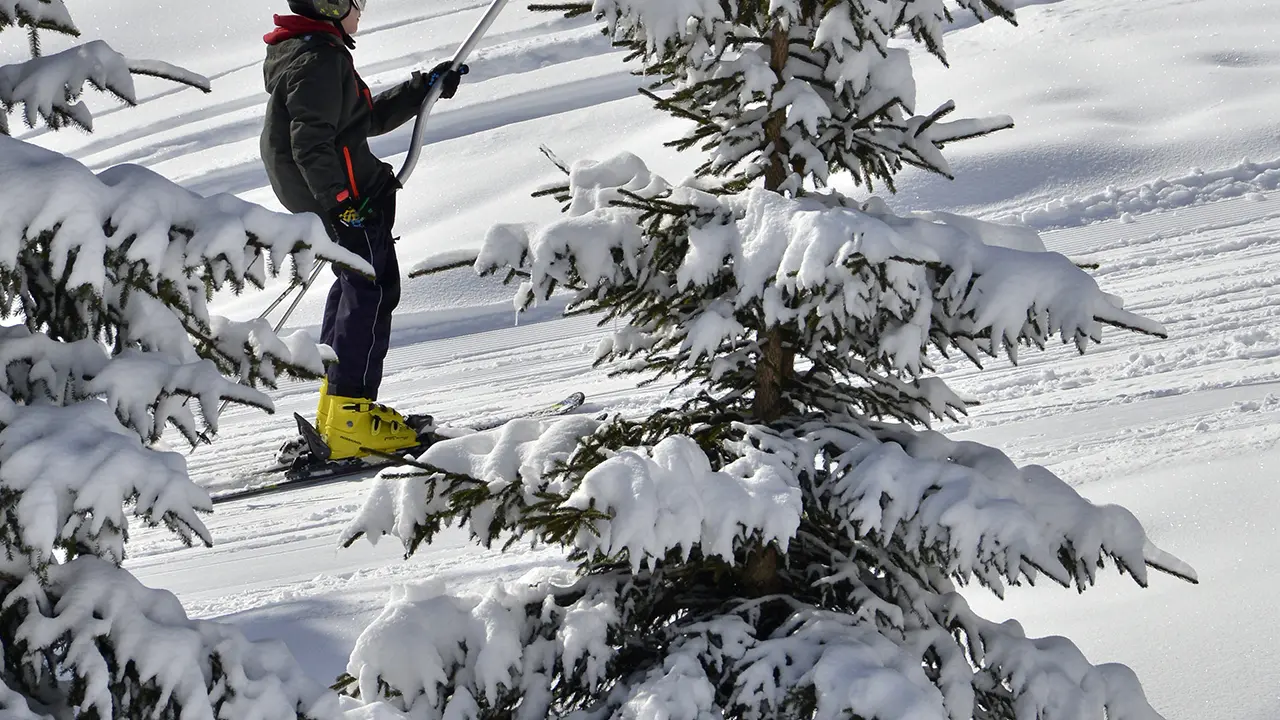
[21,0,1280,717]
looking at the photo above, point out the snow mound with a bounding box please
[996,158,1280,230]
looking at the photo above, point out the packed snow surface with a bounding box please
[14,0,1280,718]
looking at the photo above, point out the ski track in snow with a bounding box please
[31,0,1276,716]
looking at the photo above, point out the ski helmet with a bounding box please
[288,0,364,21]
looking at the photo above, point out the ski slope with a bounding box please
[21,0,1280,717]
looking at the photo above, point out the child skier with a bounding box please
[260,0,466,461]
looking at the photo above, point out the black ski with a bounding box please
[211,392,586,505]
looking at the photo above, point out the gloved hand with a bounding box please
[329,195,379,230]
[411,60,469,100]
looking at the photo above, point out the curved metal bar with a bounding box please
[396,0,512,186]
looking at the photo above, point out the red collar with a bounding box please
[264,14,342,45]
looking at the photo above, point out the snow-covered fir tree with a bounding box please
[0,2,368,718]
[341,1,1198,719]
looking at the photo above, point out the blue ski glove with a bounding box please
[413,61,469,100]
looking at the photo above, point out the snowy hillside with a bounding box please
[18,0,1280,718]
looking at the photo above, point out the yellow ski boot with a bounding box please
[322,395,425,460]
[316,377,333,433]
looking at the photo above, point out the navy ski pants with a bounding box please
[321,193,400,401]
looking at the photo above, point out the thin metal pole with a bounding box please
[258,273,303,320]
[276,260,326,334]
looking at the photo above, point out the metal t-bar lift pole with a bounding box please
[197,0,511,445]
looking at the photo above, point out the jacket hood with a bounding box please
[264,14,342,45]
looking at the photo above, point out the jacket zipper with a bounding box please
[342,146,359,199]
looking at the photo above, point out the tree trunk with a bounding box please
[762,22,791,193]
[743,544,784,596]
[744,21,796,597]
[752,326,794,423]
[754,21,796,426]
